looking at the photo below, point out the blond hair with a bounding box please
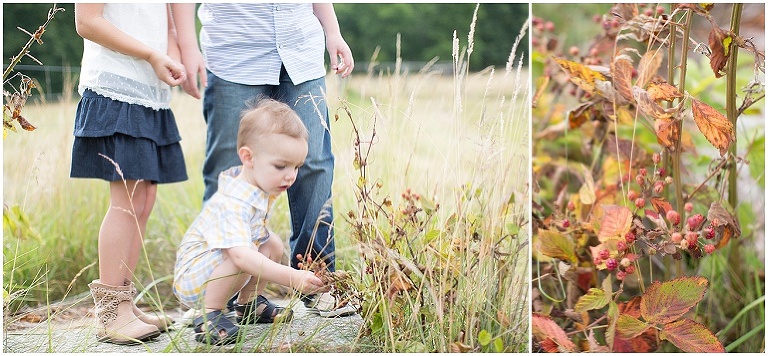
[237,98,309,150]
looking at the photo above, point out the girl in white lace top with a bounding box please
[70,3,188,345]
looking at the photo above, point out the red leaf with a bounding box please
[641,276,708,324]
[691,98,735,156]
[532,313,577,352]
[660,319,725,353]
[597,205,633,242]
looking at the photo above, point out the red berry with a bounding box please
[562,219,571,228]
[686,231,699,245]
[684,202,694,213]
[569,46,580,56]
[704,244,716,254]
[605,258,618,271]
[653,181,665,194]
[652,153,661,164]
[656,5,665,15]
[616,270,627,280]
[593,256,603,266]
[599,249,610,260]
[687,214,704,231]
[624,264,636,274]
[567,201,576,211]
[625,232,636,244]
[705,227,716,239]
[666,210,681,225]
[671,232,683,243]
[634,197,646,208]
[636,175,645,186]
[657,167,667,176]
[644,8,654,16]
[639,168,647,176]
[617,241,627,252]
[627,190,639,201]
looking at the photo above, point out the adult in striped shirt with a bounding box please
[173,3,356,318]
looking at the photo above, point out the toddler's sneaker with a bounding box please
[303,292,357,318]
[177,296,239,327]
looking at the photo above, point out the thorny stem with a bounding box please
[3,5,64,81]
[726,4,742,209]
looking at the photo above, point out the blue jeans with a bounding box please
[202,68,336,271]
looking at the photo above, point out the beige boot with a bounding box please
[89,280,160,344]
[125,279,174,332]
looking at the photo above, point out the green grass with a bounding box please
[3,41,530,351]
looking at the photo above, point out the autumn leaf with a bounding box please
[647,81,683,102]
[597,205,633,242]
[640,276,708,324]
[568,102,594,129]
[660,319,725,353]
[616,314,650,339]
[633,86,676,121]
[537,229,578,264]
[611,57,635,102]
[574,288,610,313]
[691,98,735,156]
[650,196,674,217]
[653,117,681,149]
[707,201,741,248]
[554,57,606,95]
[532,313,577,352]
[611,296,659,353]
[636,50,663,89]
[708,26,731,78]
[579,167,596,205]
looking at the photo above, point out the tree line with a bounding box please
[3,3,528,100]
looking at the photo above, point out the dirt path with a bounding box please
[3,299,364,353]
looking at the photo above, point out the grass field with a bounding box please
[4,52,530,351]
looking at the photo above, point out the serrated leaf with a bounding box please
[650,196,673,217]
[636,50,663,89]
[537,229,577,264]
[708,26,730,78]
[611,57,635,102]
[616,314,650,338]
[606,301,619,350]
[554,57,606,95]
[660,319,725,353]
[532,313,577,352]
[579,168,596,205]
[478,329,492,346]
[653,117,681,149]
[640,276,708,324]
[597,205,633,241]
[647,81,683,102]
[691,98,735,156]
[634,86,675,121]
[574,288,610,312]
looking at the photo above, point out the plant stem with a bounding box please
[726,4,742,208]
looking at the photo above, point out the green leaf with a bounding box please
[493,337,503,352]
[616,314,650,339]
[746,135,764,191]
[536,229,577,264]
[660,318,725,353]
[641,276,708,324]
[423,229,441,244]
[478,329,492,346]
[574,288,610,313]
[606,301,619,350]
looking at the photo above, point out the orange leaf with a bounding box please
[611,57,635,102]
[597,205,633,241]
[633,86,675,121]
[660,319,725,353]
[708,26,731,78]
[640,276,708,324]
[532,313,577,352]
[612,327,658,353]
[554,57,606,95]
[650,197,674,217]
[618,296,643,317]
[568,102,595,129]
[706,201,741,248]
[691,99,735,156]
[647,81,683,102]
[653,117,681,149]
[636,51,663,89]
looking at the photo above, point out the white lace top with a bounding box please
[78,3,171,110]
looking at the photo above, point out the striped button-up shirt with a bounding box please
[198,3,327,86]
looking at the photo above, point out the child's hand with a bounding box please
[147,51,186,87]
[293,270,329,295]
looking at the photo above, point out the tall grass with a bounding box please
[3,19,530,352]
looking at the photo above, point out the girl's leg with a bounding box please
[99,180,153,286]
[236,233,284,304]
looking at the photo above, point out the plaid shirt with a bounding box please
[173,166,275,307]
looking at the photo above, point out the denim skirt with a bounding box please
[70,89,188,184]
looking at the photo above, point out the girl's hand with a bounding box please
[292,270,329,295]
[147,51,186,87]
